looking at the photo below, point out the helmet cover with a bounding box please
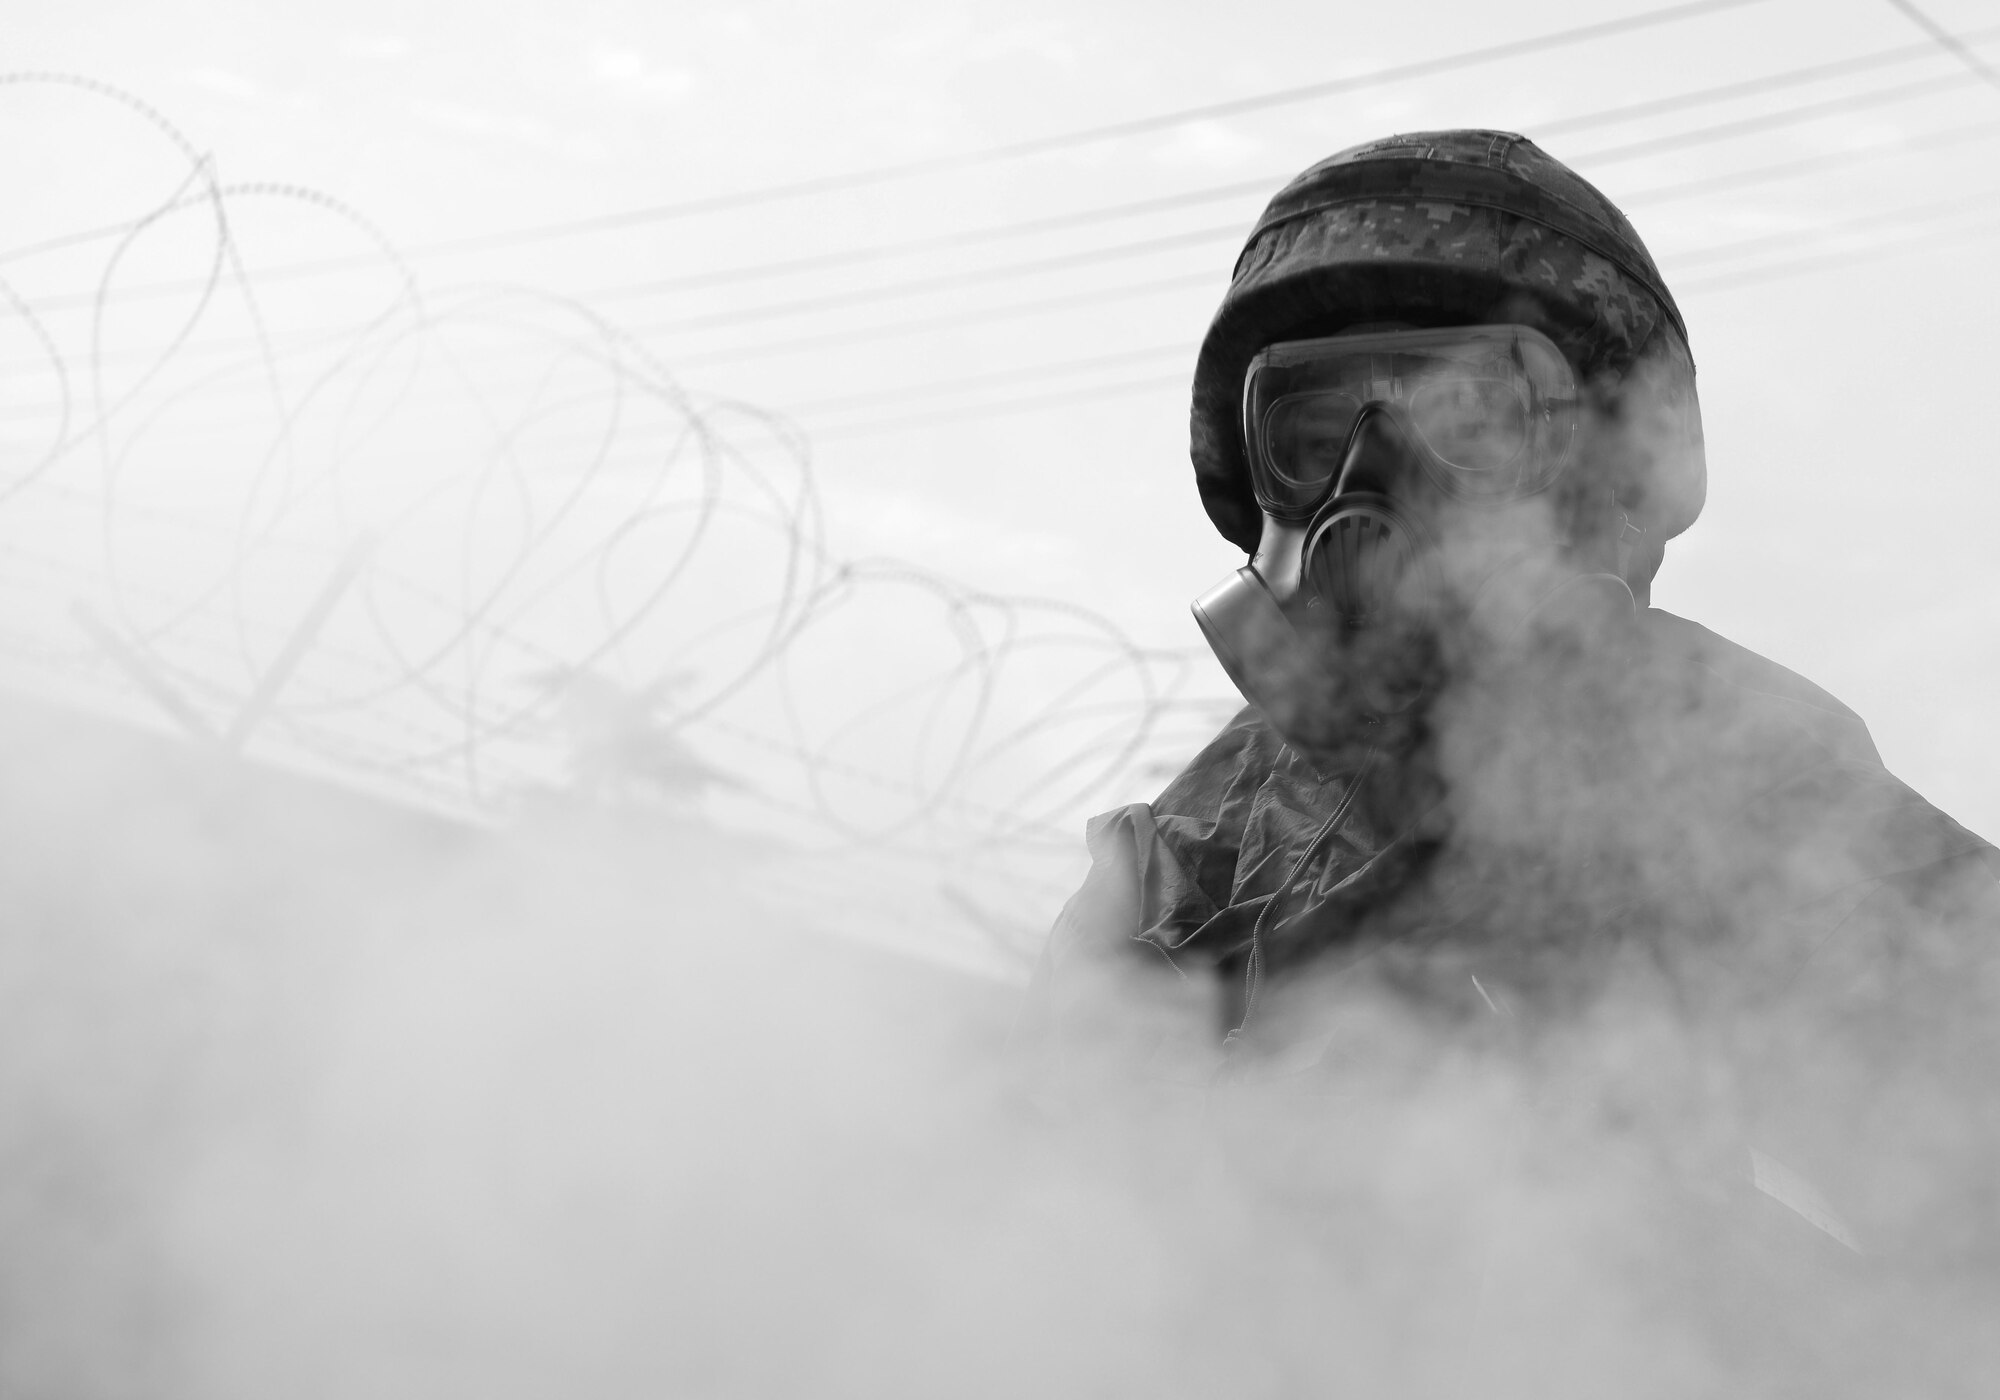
[1191,130,1703,553]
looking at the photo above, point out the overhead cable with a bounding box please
[1881,0,2000,95]
[620,69,2000,342]
[1566,65,1991,167]
[263,0,1775,256]
[616,223,1245,337]
[44,5,1996,316]
[779,199,2000,442]
[3,0,1772,289]
[1681,209,2000,290]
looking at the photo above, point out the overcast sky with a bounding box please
[7,0,2000,855]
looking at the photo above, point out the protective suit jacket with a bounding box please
[1030,607,2000,1260]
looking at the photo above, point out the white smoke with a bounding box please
[3,679,1997,1399]
[3,66,1997,1400]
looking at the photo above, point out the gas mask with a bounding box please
[1192,324,1644,763]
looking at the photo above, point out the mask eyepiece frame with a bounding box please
[1240,323,1581,520]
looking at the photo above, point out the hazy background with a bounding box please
[4,4,2000,1394]
[5,0,1998,904]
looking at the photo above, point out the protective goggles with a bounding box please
[1242,324,1579,518]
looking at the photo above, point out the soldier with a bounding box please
[1028,131,2000,1284]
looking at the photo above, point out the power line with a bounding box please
[0,264,1225,394]
[630,48,2000,337]
[782,344,1189,417]
[615,222,1244,337]
[17,101,1989,393]
[499,22,2000,329]
[10,101,1996,406]
[22,31,2000,388]
[1565,65,1988,167]
[771,202,2000,444]
[627,269,1225,368]
[1661,188,2000,269]
[1680,209,2000,290]
[544,186,2000,451]
[625,68,1999,343]
[282,0,1776,258]
[28,38,2000,374]
[1882,0,2000,95]
[785,205,1972,444]
[0,213,184,269]
[1,0,1771,292]
[14,178,1276,315]
[681,161,2000,420]
[1616,115,2000,203]
[19,28,2000,364]
[1535,22,2000,138]
[735,371,1191,446]
[42,13,2000,318]
[13,189,1989,465]
[13,154,1997,416]
[550,186,1265,303]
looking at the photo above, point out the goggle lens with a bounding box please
[1406,376,1531,474]
[1263,392,1362,495]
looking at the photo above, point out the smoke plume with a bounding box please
[2,670,1998,1399]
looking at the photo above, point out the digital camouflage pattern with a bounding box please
[1191,129,1704,552]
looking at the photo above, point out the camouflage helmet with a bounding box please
[1191,130,1704,554]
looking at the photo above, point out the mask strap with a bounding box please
[1615,513,1645,583]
